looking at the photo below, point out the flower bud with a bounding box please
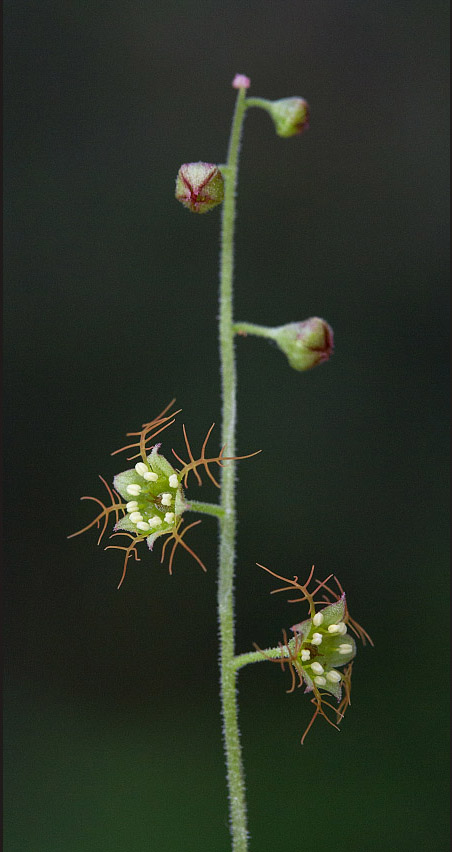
[274,318,334,371]
[267,97,310,138]
[232,73,251,90]
[175,162,224,214]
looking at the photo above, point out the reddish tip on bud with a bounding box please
[268,97,310,137]
[175,162,225,214]
[232,73,251,90]
[274,318,334,371]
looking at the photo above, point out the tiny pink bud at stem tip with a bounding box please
[232,74,251,90]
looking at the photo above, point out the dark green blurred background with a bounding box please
[4,2,449,850]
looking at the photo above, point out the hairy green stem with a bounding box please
[244,97,272,111]
[185,500,224,518]
[233,321,277,340]
[233,646,288,671]
[218,84,249,852]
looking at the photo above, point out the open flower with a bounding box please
[255,564,372,743]
[69,401,259,587]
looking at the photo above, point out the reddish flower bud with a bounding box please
[175,162,224,214]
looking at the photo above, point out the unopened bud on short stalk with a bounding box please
[175,162,224,214]
[246,96,310,138]
[234,317,334,372]
[274,318,333,370]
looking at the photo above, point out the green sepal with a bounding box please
[318,595,346,628]
[146,528,169,551]
[319,676,342,701]
[148,446,177,479]
[323,633,356,667]
[290,618,312,640]
[113,468,143,500]
[114,515,137,533]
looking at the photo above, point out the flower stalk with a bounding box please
[217,81,249,852]
[71,72,370,852]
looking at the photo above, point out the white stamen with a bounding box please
[143,471,158,482]
[164,512,175,524]
[126,501,139,512]
[135,462,149,477]
[311,662,324,675]
[313,612,324,627]
[328,621,347,634]
[161,493,172,507]
[314,676,326,687]
[126,484,141,496]
[169,474,178,488]
[301,649,311,662]
[136,521,150,531]
[338,643,353,654]
[148,516,163,528]
[311,633,323,645]
[129,512,143,523]
[327,670,342,683]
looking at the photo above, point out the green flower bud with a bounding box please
[267,97,310,137]
[175,162,224,213]
[273,317,333,371]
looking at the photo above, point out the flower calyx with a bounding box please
[256,563,372,743]
[69,401,260,587]
[288,595,356,701]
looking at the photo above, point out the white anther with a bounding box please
[313,612,324,627]
[327,670,342,683]
[160,493,172,507]
[135,462,149,477]
[129,512,143,523]
[148,516,163,528]
[169,474,178,488]
[311,662,324,675]
[301,649,311,662]
[143,471,158,482]
[314,676,326,687]
[338,643,353,654]
[136,521,150,531]
[126,484,141,496]
[311,633,323,645]
[328,621,347,634]
[126,501,139,512]
[164,512,175,524]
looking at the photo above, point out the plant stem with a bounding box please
[233,647,289,671]
[244,97,272,110]
[233,321,277,340]
[218,84,249,852]
[185,500,224,518]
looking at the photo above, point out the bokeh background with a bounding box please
[4,2,450,850]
